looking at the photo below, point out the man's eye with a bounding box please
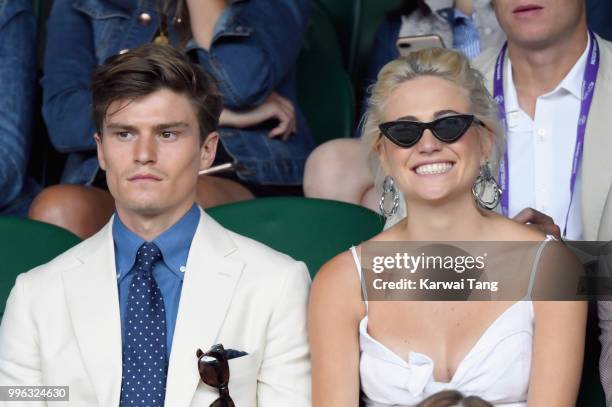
[160,131,177,140]
[116,131,133,139]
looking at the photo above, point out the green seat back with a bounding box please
[302,1,344,66]
[297,54,355,142]
[316,0,354,64]
[207,197,384,277]
[297,1,355,142]
[0,217,81,315]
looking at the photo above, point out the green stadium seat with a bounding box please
[297,52,355,142]
[302,1,344,66]
[297,1,356,142]
[207,197,384,277]
[0,217,81,316]
[316,0,354,64]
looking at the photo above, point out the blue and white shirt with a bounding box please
[398,0,504,60]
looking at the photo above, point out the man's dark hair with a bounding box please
[91,43,223,143]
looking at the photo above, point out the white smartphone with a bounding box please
[396,34,446,56]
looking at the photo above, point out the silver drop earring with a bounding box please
[379,175,400,218]
[472,162,502,210]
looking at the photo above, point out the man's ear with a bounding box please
[199,131,219,171]
[94,133,106,171]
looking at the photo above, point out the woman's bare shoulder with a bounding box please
[314,249,361,295]
[487,212,548,241]
[312,248,366,318]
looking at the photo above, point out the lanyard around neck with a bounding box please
[493,30,600,237]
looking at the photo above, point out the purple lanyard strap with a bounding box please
[492,30,600,237]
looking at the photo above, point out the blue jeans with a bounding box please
[0,0,40,215]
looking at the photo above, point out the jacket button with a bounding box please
[138,12,152,26]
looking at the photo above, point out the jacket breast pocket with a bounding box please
[194,353,259,406]
[227,352,259,382]
[72,0,130,63]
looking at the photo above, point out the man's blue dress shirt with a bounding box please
[112,204,200,358]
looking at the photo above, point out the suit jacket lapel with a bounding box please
[62,221,123,407]
[582,35,612,239]
[165,210,244,407]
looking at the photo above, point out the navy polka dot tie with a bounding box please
[119,242,168,407]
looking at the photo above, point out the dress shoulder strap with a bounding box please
[349,246,369,311]
[526,235,556,299]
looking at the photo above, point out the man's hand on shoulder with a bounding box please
[513,207,562,240]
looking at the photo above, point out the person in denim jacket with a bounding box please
[0,0,39,216]
[31,0,314,238]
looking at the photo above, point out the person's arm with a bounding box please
[0,1,36,208]
[41,0,98,153]
[219,92,296,140]
[189,0,310,109]
[186,0,227,50]
[0,275,46,407]
[256,261,311,406]
[525,238,586,405]
[454,0,474,16]
[527,301,586,405]
[309,253,364,407]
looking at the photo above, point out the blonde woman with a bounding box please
[309,49,586,406]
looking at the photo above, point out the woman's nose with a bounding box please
[415,129,442,154]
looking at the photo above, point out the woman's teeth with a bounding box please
[415,162,453,175]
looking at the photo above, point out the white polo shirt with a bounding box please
[504,39,589,240]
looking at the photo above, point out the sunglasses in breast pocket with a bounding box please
[379,114,485,148]
[196,344,248,407]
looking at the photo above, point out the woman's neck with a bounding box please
[397,193,490,241]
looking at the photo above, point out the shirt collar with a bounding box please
[153,204,200,276]
[113,204,201,281]
[112,216,145,280]
[557,33,590,99]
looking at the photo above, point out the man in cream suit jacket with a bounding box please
[0,44,310,407]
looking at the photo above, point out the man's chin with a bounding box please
[118,201,165,216]
[510,28,560,51]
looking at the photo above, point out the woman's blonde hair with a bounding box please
[361,47,504,193]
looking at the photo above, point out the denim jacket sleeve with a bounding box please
[189,0,311,109]
[0,0,36,207]
[42,0,99,153]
